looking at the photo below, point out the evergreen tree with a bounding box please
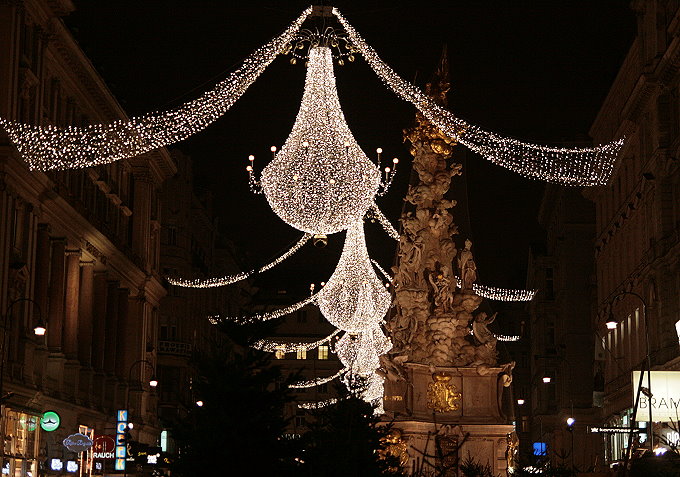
[300,388,405,476]
[170,342,302,476]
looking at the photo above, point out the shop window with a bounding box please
[296,348,307,360]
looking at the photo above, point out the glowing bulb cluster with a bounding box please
[259,47,381,234]
[298,398,338,410]
[316,221,391,332]
[461,280,536,302]
[0,8,312,171]
[367,203,400,240]
[335,327,392,376]
[168,233,311,288]
[332,8,624,187]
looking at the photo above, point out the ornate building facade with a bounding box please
[0,0,175,475]
[588,0,680,464]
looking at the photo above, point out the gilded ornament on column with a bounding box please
[427,372,462,412]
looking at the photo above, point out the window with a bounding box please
[521,416,529,433]
[275,347,286,360]
[318,345,329,360]
[295,409,306,428]
[545,268,554,300]
[167,226,177,246]
[296,348,307,360]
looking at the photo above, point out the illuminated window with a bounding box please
[296,348,307,360]
[318,345,329,360]
[275,347,286,360]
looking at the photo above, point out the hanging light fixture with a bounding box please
[317,221,391,332]
[259,47,381,234]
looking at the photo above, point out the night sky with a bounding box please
[64,2,636,294]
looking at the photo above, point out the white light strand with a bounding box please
[289,368,347,389]
[259,46,381,234]
[251,328,341,353]
[208,294,317,324]
[495,334,521,342]
[371,259,393,284]
[467,281,536,302]
[367,203,400,240]
[333,8,624,187]
[298,398,338,410]
[168,233,312,288]
[317,221,392,332]
[1,8,312,171]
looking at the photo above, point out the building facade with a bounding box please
[526,186,603,471]
[0,0,175,475]
[588,0,680,464]
[157,149,249,427]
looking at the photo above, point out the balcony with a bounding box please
[158,340,192,357]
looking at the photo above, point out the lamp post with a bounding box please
[0,298,47,416]
[607,290,652,466]
[124,359,157,477]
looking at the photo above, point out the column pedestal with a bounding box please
[44,353,66,396]
[383,365,514,476]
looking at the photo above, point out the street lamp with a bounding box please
[0,298,46,414]
[542,376,552,384]
[608,290,653,459]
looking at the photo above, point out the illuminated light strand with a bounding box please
[333,8,624,187]
[367,203,400,240]
[168,233,312,288]
[289,368,347,389]
[371,259,393,284]
[467,281,536,302]
[259,46,381,234]
[298,398,338,410]
[208,294,317,324]
[251,328,341,353]
[1,8,312,171]
[316,221,392,332]
[495,334,521,342]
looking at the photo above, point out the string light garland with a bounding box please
[298,398,339,410]
[289,368,346,389]
[495,334,521,342]
[465,281,537,302]
[367,203,400,240]
[259,46,381,234]
[371,259,393,284]
[251,329,341,352]
[168,233,312,288]
[332,8,624,187]
[1,8,312,171]
[316,221,392,332]
[208,294,317,324]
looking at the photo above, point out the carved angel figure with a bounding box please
[472,312,497,346]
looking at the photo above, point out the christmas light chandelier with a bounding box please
[256,46,382,234]
[316,221,392,332]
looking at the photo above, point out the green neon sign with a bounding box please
[40,411,61,432]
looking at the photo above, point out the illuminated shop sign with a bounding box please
[633,371,680,422]
[63,433,93,453]
[115,410,128,471]
[49,459,63,471]
[40,411,60,432]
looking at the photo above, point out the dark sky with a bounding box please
[65,1,636,293]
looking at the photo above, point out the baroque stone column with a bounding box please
[77,261,95,404]
[33,224,50,318]
[92,271,108,407]
[103,281,120,410]
[63,249,81,359]
[131,168,153,270]
[62,249,81,398]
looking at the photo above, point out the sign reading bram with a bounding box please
[63,433,93,453]
[633,370,680,422]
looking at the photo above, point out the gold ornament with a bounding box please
[427,372,462,412]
